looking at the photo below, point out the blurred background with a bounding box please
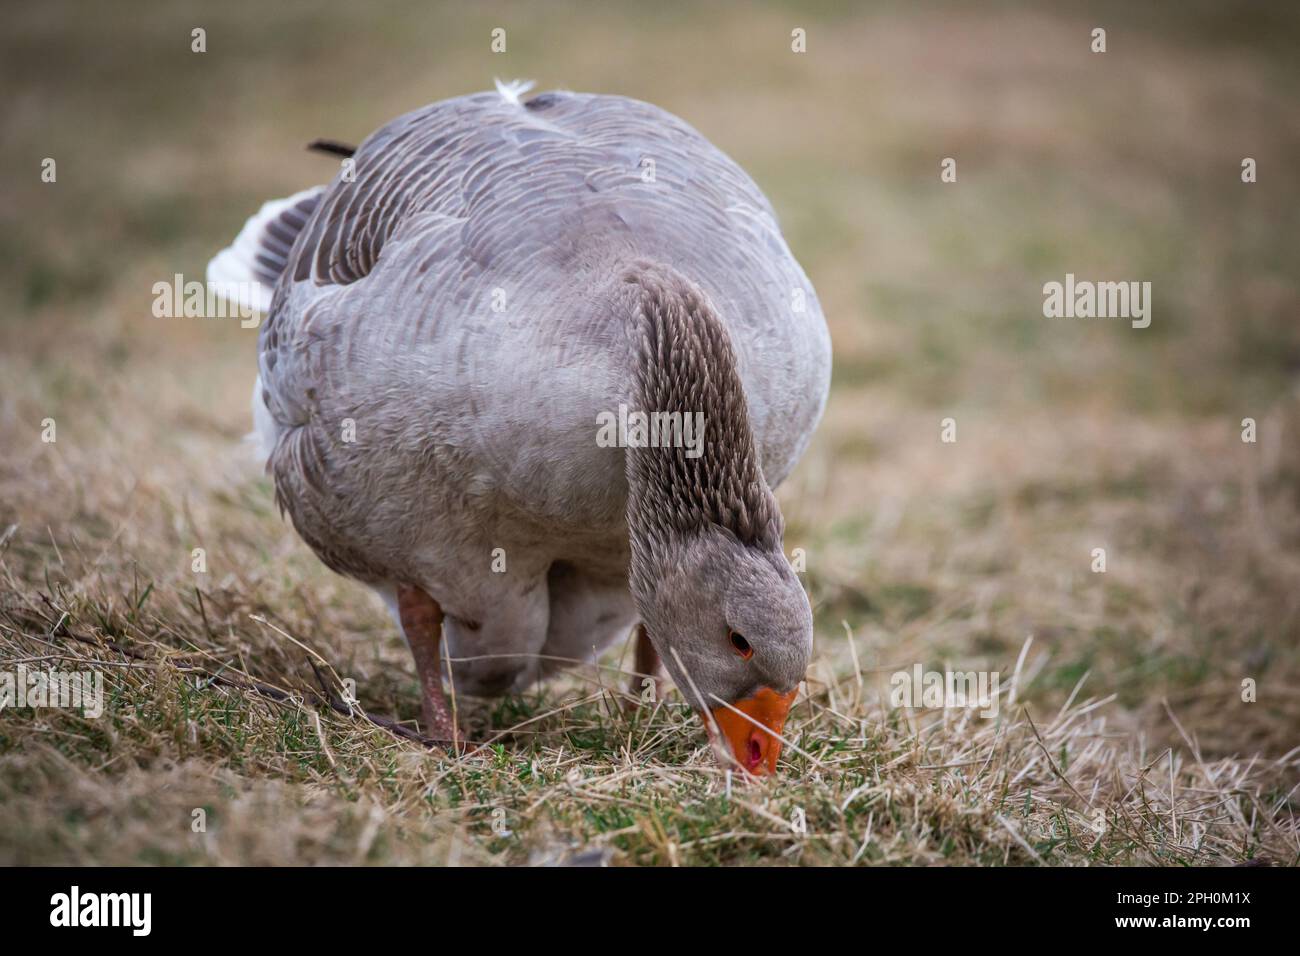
[1,1,1298,863]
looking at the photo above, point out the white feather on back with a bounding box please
[493,77,534,106]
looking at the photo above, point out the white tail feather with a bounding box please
[206,186,323,315]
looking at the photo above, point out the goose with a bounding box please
[209,81,832,775]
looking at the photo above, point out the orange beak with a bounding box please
[708,686,799,775]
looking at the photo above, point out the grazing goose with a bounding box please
[209,81,832,774]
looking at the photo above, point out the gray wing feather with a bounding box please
[257,90,829,576]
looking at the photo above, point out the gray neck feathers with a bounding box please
[621,265,782,580]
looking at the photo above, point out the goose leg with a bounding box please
[628,622,666,706]
[397,584,458,745]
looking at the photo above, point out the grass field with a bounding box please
[1,1,1298,865]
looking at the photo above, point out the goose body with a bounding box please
[217,84,830,765]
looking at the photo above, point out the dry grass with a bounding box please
[2,0,1299,865]
[1,543,1295,865]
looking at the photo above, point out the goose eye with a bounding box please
[729,630,753,660]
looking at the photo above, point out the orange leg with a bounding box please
[397,584,457,745]
[628,623,666,706]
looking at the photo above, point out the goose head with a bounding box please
[622,264,814,775]
[634,523,812,775]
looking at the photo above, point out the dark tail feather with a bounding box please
[306,138,357,158]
